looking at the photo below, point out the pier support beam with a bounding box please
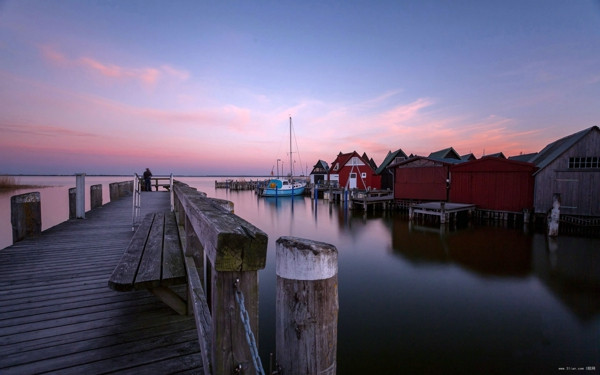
[11,192,41,244]
[76,173,85,219]
[91,184,103,209]
[276,236,338,375]
[547,193,561,237]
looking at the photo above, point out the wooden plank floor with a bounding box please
[0,192,202,374]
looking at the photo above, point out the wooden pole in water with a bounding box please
[75,173,85,219]
[11,192,41,244]
[276,236,338,375]
[91,184,103,209]
[68,188,76,219]
[547,193,561,237]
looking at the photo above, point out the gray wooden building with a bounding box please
[528,126,600,217]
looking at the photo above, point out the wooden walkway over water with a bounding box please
[0,192,202,374]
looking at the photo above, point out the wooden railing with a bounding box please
[172,180,268,374]
[172,180,340,375]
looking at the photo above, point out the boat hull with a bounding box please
[261,186,305,197]
[261,179,306,197]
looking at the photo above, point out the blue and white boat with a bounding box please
[260,116,307,197]
[261,178,306,197]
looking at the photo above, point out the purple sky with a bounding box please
[1,1,599,175]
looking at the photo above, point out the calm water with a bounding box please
[1,176,599,374]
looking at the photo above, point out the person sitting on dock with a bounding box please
[143,168,152,191]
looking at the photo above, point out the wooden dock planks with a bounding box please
[0,192,202,374]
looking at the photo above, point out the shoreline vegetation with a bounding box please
[0,176,44,192]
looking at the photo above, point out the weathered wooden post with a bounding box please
[548,193,561,237]
[76,173,85,219]
[91,184,102,209]
[68,188,76,219]
[276,236,339,375]
[109,182,119,202]
[11,192,41,244]
[173,181,268,375]
[440,201,446,224]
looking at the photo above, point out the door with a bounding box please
[349,173,357,189]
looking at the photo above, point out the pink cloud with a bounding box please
[39,45,189,87]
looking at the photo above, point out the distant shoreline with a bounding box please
[1,174,271,178]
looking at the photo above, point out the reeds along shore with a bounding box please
[0,176,41,191]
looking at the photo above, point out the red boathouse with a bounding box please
[449,156,537,212]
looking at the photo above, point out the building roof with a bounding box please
[310,159,329,174]
[461,153,477,161]
[428,147,461,161]
[483,152,506,159]
[375,148,408,174]
[451,155,537,172]
[529,126,599,174]
[390,155,461,168]
[508,152,538,162]
[330,151,376,172]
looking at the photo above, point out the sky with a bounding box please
[1,0,599,176]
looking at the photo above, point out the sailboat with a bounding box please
[261,117,307,197]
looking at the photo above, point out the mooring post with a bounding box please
[440,201,446,224]
[11,192,41,244]
[276,236,338,375]
[91,184,102,209]
[68,188,76,219]
[75,173,85,219]
[547,193,561,237]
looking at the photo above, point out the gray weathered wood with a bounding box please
[76,173,85,219]
[136,212,165,288]
[213,270,259,375]
[90,184,103,209]
[173,180,267,374]
[173,181,268,272]
[0,191,202,374]
[276,236,339,375]
[10,192,41,244]
[68,187,76,219]
[108,214,154,291]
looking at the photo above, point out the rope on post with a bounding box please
[234,279,266,375]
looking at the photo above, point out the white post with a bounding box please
[548,193,560,237]
[75,173,85,219]
[276,236,338,375]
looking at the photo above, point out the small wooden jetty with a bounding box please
[214,179,259,190]
[0,192,203,374]
[409,201,476,224]
[350,190,394,211]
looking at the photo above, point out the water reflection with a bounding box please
[392,223,533,277]
[3,177,598,374]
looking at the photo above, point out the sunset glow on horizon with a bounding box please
[1,1,599,176]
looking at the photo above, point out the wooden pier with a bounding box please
[350,190,394,211]
[0,192,203,374]
[409,201,476,224]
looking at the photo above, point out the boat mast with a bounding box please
[289,116,293,178]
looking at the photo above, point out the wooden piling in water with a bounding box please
[10,192,41,244]
[75,173,85,219]
[91,184,103,209]
[68,188,76,219]
[275,236,338,375]
[548,193,561,237]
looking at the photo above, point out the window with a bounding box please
[569,157,599,169]
[333,163,339,171]
[361,172,367,178]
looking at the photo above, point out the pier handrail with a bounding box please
[172,180,268,374]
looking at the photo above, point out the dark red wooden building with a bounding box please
[449,156,537,212]
[391,156,459,201]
